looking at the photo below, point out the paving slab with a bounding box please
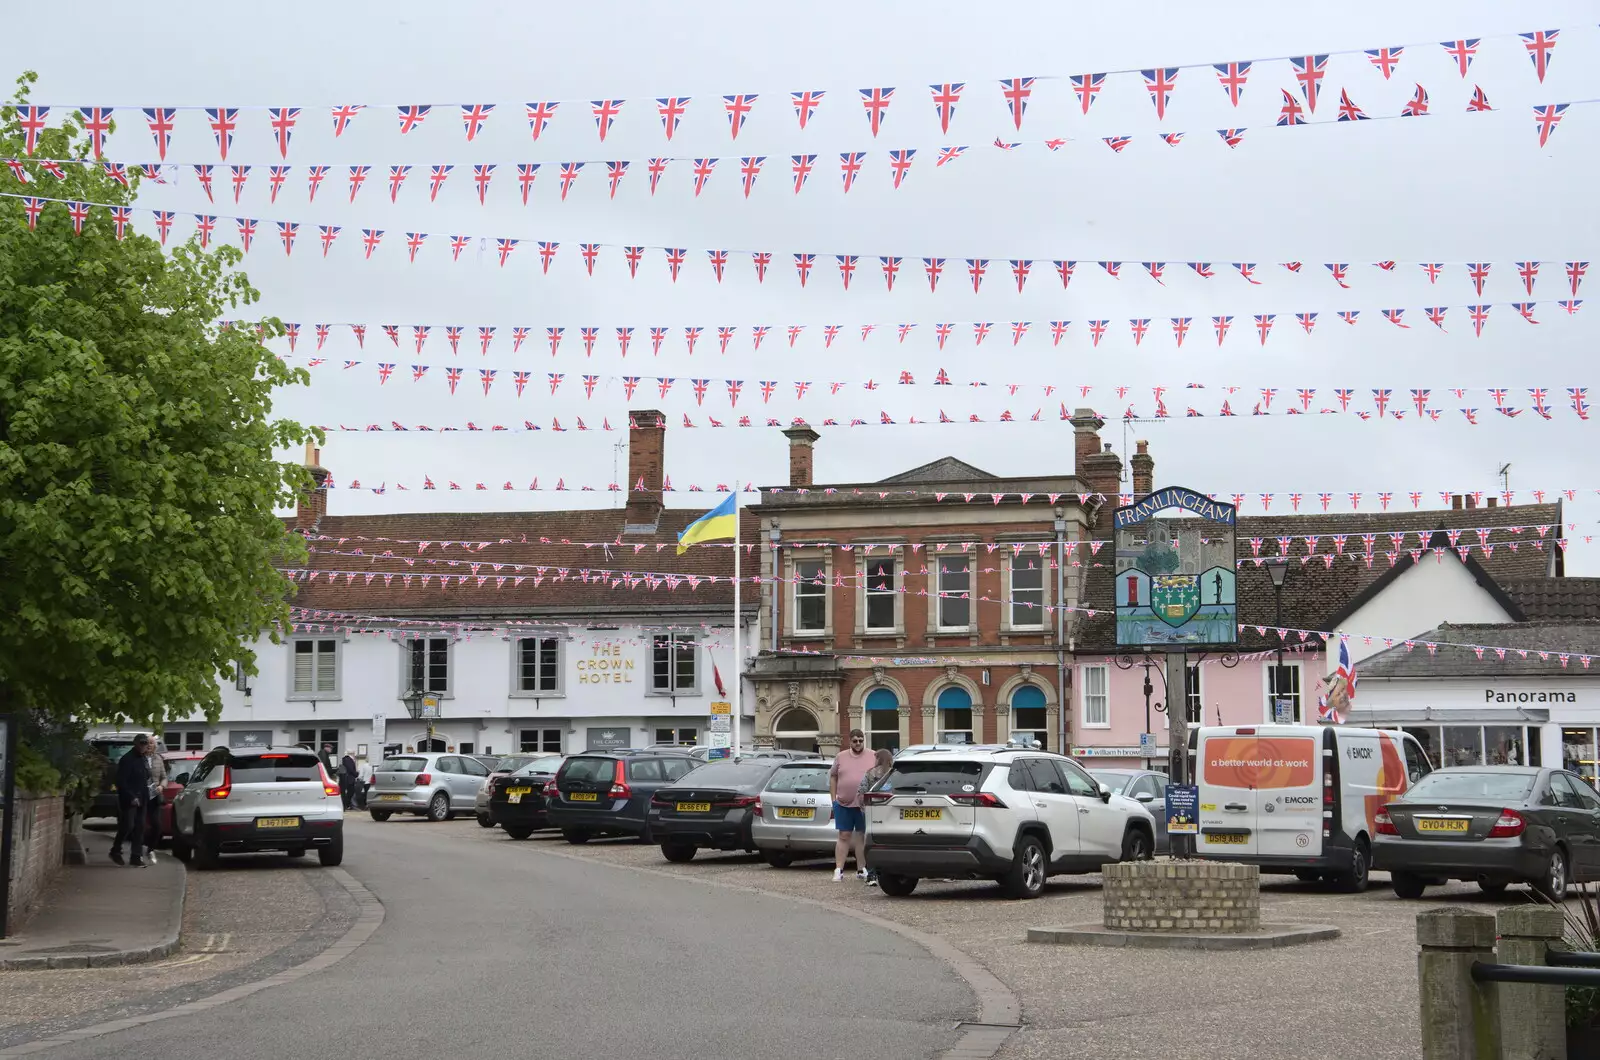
[1025,921,1341,950]
[0,829,184,970]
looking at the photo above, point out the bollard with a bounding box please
[1496,906,1568,1060]
[1417,908,1499,1060]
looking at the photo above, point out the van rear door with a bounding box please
[1197,730,1321,857]
[1254,734,1326,858]
[1197,730,1260,856]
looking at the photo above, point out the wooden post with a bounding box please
[1416,908,1499,1060]
[1495,906,1567,1060]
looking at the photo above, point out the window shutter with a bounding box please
[293,643,313,692]
[316,641,337,692]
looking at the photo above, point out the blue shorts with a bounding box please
[834,803,866,833]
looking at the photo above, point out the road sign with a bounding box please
[707,731,732,749]
[372,714,386,745]
[1165,784,1199,834]
[1139,732,1157,757]
[709,701,732,715]
[708,715,731,733]
[1273,698,1294,725]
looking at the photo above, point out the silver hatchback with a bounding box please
[750,760,837,867]
[368,753,490,822]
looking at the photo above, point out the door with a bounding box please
[1551,773,1600,878]
[1014,758,1080,862]
[1126,775,1170,853]
[458,755,491,800]
[1196,732,1318,857]
[1059,758,1123,858]
[435,757,468,803]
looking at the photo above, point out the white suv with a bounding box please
[862,748,1157,899]
[171,747,345,868]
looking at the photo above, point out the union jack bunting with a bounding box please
[738,156,764,197]
[1141,68,1178,119]
[839,152,865,193]
[1288,55,1328,112]
[690,157,716,196]
[1069,74,1105,114]
[77,107,113,158]
[1441,39,1480,77]
[607,160,629,198]
[591,99,624,141]
[858,87,894,136]
[888,150,915,188]
[142,107,176,159]
[17,107,48,155]
[1365,47,1404,79]
[559,161,584,200]
[998,77,1034,129]
[1521,30,1559,82]
[330,104,364,136]
[525,101,559,139]
[656,97,689,140]
[396,105,431,133]
[790,91,825,129]
[1213,62,1250,106]
[267,106,300,157]
[1533,104,1568,147]
[460,104,495,141]
[935,145,968,167]
[723,95,757,139]
[1466,85,1493,112]
[1401,84,1429,117]
[930,83,963,133]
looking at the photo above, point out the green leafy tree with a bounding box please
[0,73,318,738]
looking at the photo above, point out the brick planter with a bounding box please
[4,795,67,935]
[1101,860,1261,934]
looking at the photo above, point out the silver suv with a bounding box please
[171,747,344,868]
[368,753,490,822]
[863,748,1157,899]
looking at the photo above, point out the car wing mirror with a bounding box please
[1098,783,1114,802]
[1135,792,1155,803]
[173,773,191,786]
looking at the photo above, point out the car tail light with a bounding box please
[1374,811,1398,836]
[1235,728,1256,735]
[317,763,341,798]
[261,753,289,759]
[862,791,894,806]
[414,773,432,787]
[650,791,673,806]
[726,795,759,809]
[949,793,1006,809]
[206,765,232,800]
[608,777,632,800]
[751,796,763,817]
[543,779,558,796]
[1488,809,1525,838]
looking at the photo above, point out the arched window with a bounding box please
[773,707,821,754]
[937,686,974,744]
[1010,685,1048,750]
[864,688,900,751]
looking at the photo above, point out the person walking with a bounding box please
[109,735,152,867]
[339,751,359,810]
[856,748,894,886]
[143,741,167,863]
[829,729,875,882]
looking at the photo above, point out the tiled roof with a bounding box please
[1501,578,1600,621]
[1358,622,1600,677]
[879,456,1000,483]
[287,507,758,618]
[1073,502,1562,653]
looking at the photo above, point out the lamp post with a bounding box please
[402,687,438,748]
[1265,558,1289,722]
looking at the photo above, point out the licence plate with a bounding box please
[1205,832,1249,845]
[1417,818,1470,833]
[900,808,942,821]
[677,802,712,813]
[776,807,814,819]
[256,817,301,829]
[569,792,599,802]
[506,787,532,796]
[377,794,404,802]
[508,793,522,804]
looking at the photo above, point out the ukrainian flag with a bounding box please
[676,493,737,554]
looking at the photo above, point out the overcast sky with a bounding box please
[9,1,1599,572]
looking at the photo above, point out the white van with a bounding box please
[1190,724,1433,892]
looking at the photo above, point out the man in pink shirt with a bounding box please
[829,729,875,881]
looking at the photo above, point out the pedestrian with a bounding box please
[856,748,894,885]
[829,729,875,882]
[319,743,338,777]
[354,756,373,809]
[144,740,167,863]
[339,750,359,810]
[109,735,152,867]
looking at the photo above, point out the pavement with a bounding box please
[0,830,185,970]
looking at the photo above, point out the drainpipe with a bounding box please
[1054,508,1069,754]
[767,520,781,652]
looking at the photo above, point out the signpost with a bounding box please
[1165,784,1199,836]
[1139,732,1157,760]
[0,714,15,939]
[1274,698,1294,725]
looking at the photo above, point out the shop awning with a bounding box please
[1341,707,1550,726]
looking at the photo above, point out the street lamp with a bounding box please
[1265,558,1289,723]
[402,687,440,748]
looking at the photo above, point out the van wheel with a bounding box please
[763,852,794,868]
[1120,827,1153,862]
[999,836,1047,899]
[877,873,918,897]
[1533,848,1569,902]
[1391,872,1427,899]
[369,810,392,822]
[1333,839,1371,893]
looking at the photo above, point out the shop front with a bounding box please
[1561,726,1600,786]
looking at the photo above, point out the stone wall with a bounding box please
[1102,860,1261,933]
[5,795,66,935]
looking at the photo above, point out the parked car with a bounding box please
[647,758,790,862]
[1192,724,1433,893]
[469,754,502,772]
[1089,768,1171,854]
[750,759,838,867]
[863,748,1158,899]
[487,755,566,839]
[156,750,206,843]
[1375,766,1600,901]
[85,732,164,820]
[474,753,548,827]
[894,743,1007,759]
[368,753,491,822]
[545,751,698,843]
[170,747,344,868]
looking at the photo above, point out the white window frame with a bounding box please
[1262,661,1303,723]
[1005,551,1047,631]
[288,637,341,700]
[510,636,565,698]
[792,556,828,635]
[519,728,564,753]
[935,553,974,632]
[653,726,700,746]
[1080,665,1110,728]
[164,729,208,752]
[858,554,902,635]
[401,636,453,698]
[648,631,699,696]
[1183,664,1204,726]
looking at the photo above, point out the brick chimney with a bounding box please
[1070,408,1104,478]
[294,441,330,533]
[781,422,821,487]
[1081,444,1124,508]
[624,409,666,528]
[1131,440,1154,499]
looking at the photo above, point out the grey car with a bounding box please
[1374,766,1600,901]
[1090,768,1171,854]
[368,753,491,822]
[749,760,838,867]
[474,754,547,827]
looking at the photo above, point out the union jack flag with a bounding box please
[193,213,215,247]
[637,156,664,195]
[590,99,624,141]
[512,370,530,395]
[1100,261,1121,279]
[836,255,858,289]
[1467,261,1491,295]
[1296,312,1318,333]
[412,364,428,382]
[723,94,758,139]
[929,83,964,132]
[1234,262,1260,284]
[793,253,815,287]
[1217,128,1245,149]
[738,156,764,197]
[1424,306,1447,330]
[838,152,865,192]
[1010,321,1030,346]
[1533,104,1568,147]
[444,367,463,395]
[1365,47,1404,79]
[1129,319,1149,345]
[877,256,902,291]
[644,327,666,356]
[1276,89,1305,127]
[686,157,716,196]
[135,107,175,159]
[1289,55,1328,112]
[751,325,770,349]
[1212,315,1232,345]
[1141,68,1178,119]
[380,164,408,202]
[1254,314,1275,344]
[1382,308,1409,328]
[1213,62,1251,106]
[1052,260,1076,288]
[360,228,384,259]
[450,234,471,261]
[822,324,842,348]
[1325,262,1349,288]
[1190,261,1214,279]
[603,160,629,198]
[545,327,565,355]
[1565,261,1589,295]
[101,161,130,187]
[469,163,494,203]
[395,105,431,134]
[1102,135,1133,153]
[623,246,644,277]
[559,161,585,200]
[1088,320,1107,347]
[276,220,297,255]
[971,321,992,344]
[152,209,173,243]
[656,97,689,140]
[1170,317,1190,346]
[317,224,340,256]
[16,106,48,155]
[1442,39,1480,77]
[1515,260,1541,294]
[790,90,825,128]
[537,240,559,273]
[1521,30,1560,82]
[459,103,495,141]
[967,258,988,292]
[858,87,894,136]
[524,101,560,140]
[1371,389,1392,417]
[1142,261,1166,285]
[1466,85,1493,112]
[346,164,371,203]
[1338,310,1360,325]
[103,204,126,241]
[999,77,1035,128]
[1513,302,1540,324]
[935,322,954,348]
[935,145,968,167]
[496,238,519,267]
[1401,84,1429,117]
[1336,89,1368,122]
[1070,74,1105,114]
[1008,258,1032,292]
[887,149,915,189]
[412,325,430,353]
[192,164,216,202]
[74,107,114,158]
[750,251,771,283]
[923,257,945,291]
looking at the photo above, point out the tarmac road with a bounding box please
[24,817,972,1060]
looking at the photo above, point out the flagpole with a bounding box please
[732,488,742,754]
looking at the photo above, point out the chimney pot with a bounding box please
[1465,494,1477,509]
[781,422,821,488]
[294,442,329,532]
[1486,497,1497,507]
[1130,439,1155,499]
[1452,494,1463,510]
[624,409,667,527]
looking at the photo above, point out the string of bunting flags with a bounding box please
[6,192,1590,301]
[10,27,1578,156]
[6,89,1589,205]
